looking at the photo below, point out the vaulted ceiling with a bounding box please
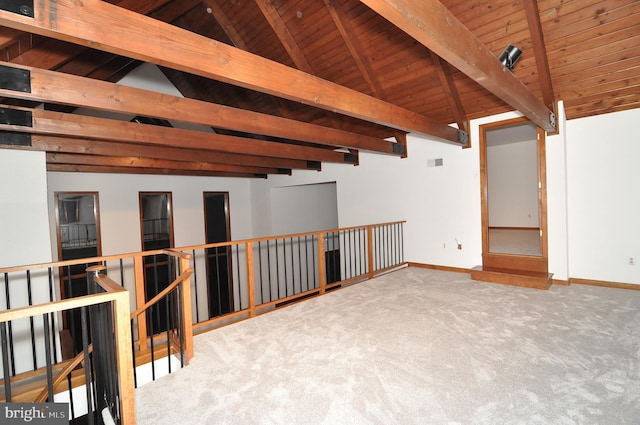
[0,0,637,177]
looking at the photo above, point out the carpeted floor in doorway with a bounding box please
[135,267,640,424]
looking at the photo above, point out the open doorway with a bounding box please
[203,192,232,318]
[476,117,549,286]
[139,192,175,334]
[55,192,102,356]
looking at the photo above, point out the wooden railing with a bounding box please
[0,220,405,424]
[177,221,406,333]
[0,268,135,423]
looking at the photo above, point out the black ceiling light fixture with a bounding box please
[498,44,522,72]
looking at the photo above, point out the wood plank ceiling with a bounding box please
[0,0,637,177]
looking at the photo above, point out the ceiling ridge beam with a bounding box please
[0,61,403,156]
[0,0,463,144]
[359,0,556,132]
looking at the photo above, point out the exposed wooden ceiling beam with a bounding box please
[256,0,313,73]
[46,152,286,175]
[523,0,556,120]
[0,62,402,156]
[324,0,386,99]
[31,135,320,170]
[0,106,358,164]
[47,163,264,178]
[0,0,464,144]
[202,1,247,49]
[429,51,468,133]
[360,0,556,132]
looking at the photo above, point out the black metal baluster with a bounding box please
[177,284,185,368]
[80,307,93,425]
[290,238,295,295]
[26,270,38,370]
[283,238,289,297]
[1,322,12,402]
[47,268,59,364]
[388,225,392,268]
[120,259,125,287]
[267,240,273,302]
[275,240,281,300]
[400,222,405,262]
[291,237,296,294]
[4,273,15,376]
[388,225,392,266]
[375,227,380,271]
[67,373,76,421]
[350,229,355,279]
[166,290,172,374]
[131,320,137,388]
[215,246,222,316]
[358,228,363,276]
[43,314,54,401]
[297,236,303,294]
[149,304,156,381]
[236,244,242,310]
[258,242,264,304]
[152,255,161,333]
[340,231,346,282]
[303,236,309,292]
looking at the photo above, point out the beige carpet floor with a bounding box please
[135,267,640,424]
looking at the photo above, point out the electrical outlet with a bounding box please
[630,257,636,266]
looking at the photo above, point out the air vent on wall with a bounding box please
[427,158,444,167]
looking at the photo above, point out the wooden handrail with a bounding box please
[0,248,190,275]
[33,345,93,403]
[173,220,407,251]
[129,268,193,319]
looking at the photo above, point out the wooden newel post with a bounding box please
[113,287,136,425]
[133,255,148,353]
[86,265,107,289]
[178,255,194,362]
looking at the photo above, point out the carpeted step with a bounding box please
[470,265,552,290]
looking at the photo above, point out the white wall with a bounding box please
[0,150,52,268]
[487,133,539,227]
[250,108,574,280]
[0,150,56,374]
[250,131,485,270]
[47,172,254,257]
[545,102,569,282]
[270,182,338,235]
[566,108,640,284]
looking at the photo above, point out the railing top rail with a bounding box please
[176,220,407,251]
[0,249,192,275]
[0,221,403,273]
[0,278,126,323]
